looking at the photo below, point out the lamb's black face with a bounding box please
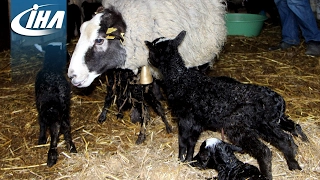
[145,30,187,68]
[192,138,243,169]
[145,37,171,68]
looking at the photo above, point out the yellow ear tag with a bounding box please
[106,35,116,40]
[106,27,117,34]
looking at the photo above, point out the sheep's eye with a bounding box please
[95,39,104,45]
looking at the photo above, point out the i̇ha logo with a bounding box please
[11,4,65,36]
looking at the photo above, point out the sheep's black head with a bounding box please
[192,138,243,170]
[145,30,186,69]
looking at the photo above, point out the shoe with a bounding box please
[305,41,320,57]
[269,42,296,51]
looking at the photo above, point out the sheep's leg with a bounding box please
[38,116,47,145]
[61,119,77,153]
[47,122,60,167]
[259,123,302,171]
[144,84,172,133]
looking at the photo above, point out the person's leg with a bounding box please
[275,0,301,45]
[287,0,320,42]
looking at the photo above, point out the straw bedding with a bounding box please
[0,22,320,179]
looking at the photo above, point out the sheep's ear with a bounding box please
[173,30,186,46]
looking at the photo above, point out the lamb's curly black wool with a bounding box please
[145,31,308,180]
[35,43,77,167]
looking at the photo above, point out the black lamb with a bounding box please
[35,42,77,167]
[192,138,267,180]
[145,31,308,180]
[98,68,172,144]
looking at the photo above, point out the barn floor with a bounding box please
[1,21,320,180]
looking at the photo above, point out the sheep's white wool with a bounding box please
[205,138,221,148]
[102,0,227,77]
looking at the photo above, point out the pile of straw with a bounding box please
[1,23,319,179]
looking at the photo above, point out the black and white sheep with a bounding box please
[35,42,77,167]
[192,138,267,180]
[145,31,308,180]
[67,0,227,87]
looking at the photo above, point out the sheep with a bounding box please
[192,138,267,180]
[98,68,172,144]
[67,0,227,87]
[35,42,77,167]
[145,30,308,180]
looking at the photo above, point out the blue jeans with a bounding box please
[274,0,320,44]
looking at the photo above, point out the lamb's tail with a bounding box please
[279,116,309,142]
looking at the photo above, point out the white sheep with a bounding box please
[68,0,227,87]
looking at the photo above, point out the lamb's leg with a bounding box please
[144,84,172,133]
[47,122,60,167]
[178,115,201,162]
[136,103,149,144]
[98,72,115,123]
[38,116,47,145]
[61,118,77,153]
[225,126,272,180]
[279,116,308,142]
[259,122,302,171]
[152,80,165,101]
[130,104,142,124]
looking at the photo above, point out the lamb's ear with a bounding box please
[34,44,44,53]
[228,144,243,153]
[173,30,187,46]
[145,41,153,50]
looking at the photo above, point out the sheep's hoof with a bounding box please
[47,149,58,167]
[136,133,146,145]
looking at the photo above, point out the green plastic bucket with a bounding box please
[225,13,268,37]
